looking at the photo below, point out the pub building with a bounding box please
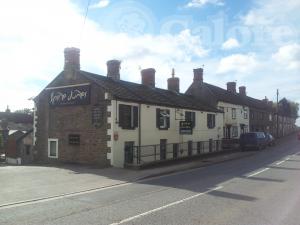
[33,47,224,168]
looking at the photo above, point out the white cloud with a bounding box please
[185,0,224,8]
[222,38,240,50]
[272,44,300,70]
[90,0,110,9]
[243,0,300,26]
[217,53,259,74]
[0,0,208,111]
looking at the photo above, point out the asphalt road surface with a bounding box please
[1,135,299,225]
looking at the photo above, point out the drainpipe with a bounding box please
[138,103,142,164]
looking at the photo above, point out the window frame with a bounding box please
[119,104,139,130]
[48,138,58,159]
[244,109,248,119]
[185,111,196,128]
[207,114,216,129]
[157,108,170,130]
[232,108,236,119]
[68,134,80,145]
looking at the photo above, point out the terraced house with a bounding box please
[33,48,224,168]
[186,70,249,140]
[33,48,297,167]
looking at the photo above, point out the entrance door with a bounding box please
[173,143,178,159]
[226,125,231,139]
[160,139,167,160]
[124,142,134,164]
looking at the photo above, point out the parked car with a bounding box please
[264,132,276,146]
[0,153,5,162]
[240,132,268,151]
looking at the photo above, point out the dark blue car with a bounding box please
[240,132,268,150]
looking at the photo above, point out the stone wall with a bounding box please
[34,71,111,166]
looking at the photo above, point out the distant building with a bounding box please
[186,71,249,139]
[5,129,33,164]
[0,112,33,155]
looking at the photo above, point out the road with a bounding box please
[1,135,299,225]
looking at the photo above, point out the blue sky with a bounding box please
[0,0,299,123]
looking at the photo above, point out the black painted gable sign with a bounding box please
[179,121,193,135]
[49,85,90,106]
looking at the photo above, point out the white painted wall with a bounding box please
[109,100,224,168]
[217,101,249,138]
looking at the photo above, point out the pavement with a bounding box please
[0,133,299,225]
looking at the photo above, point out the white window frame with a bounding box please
[159,109,169,129]
[48,138,58,158]
[232,108,236,119]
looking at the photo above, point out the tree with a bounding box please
[289,101,299,118]
[14,108,33,115]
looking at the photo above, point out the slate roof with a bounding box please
[80,71,221,113]
[202,83,270,110]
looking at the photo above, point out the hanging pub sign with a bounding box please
[179,121,193,135]
[48,84,90,106]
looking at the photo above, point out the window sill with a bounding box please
[158,127,169,130]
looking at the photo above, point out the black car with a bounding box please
[240,132,268,150]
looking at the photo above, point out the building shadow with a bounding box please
[268,166,300,171]
[240,176,285,183]
[208,190,257,202]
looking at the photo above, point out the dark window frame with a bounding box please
[185,111,196,128]
[119,104,139,130]
[207,114,216,129]
[69,134,80,145]
[156,108,170,130]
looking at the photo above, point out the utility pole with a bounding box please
[276,89,279,138]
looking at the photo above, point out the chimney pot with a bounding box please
[64,47,80,71]
[107,60,121,80]
[141,68,156,88]
[239,86,246,96]
[193,68,203,83]
[167,69,180,93]
[227,82,236,93]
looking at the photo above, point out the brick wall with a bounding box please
[34,71,111,166]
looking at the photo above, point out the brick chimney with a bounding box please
[141,68,155,88]
[193,68,203,83]
[239,86,246,96]
[64,47,80,72]
[262,96,268,104]
[167,68,180,93]
[107,60,121,80]
[227,82,236,93]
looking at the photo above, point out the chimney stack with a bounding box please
[167,68,180,93]
[262,96,268,104]
[227,82,236,93]
[239,86,246,96]
[107,60,121,80]
[64,47,80,71]
[193,68,203,83]
[141,68,156,88]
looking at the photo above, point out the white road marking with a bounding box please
[246,168,270,178]
[276,160,285,165]
[0,182,132,210]
[109,186,223,225]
